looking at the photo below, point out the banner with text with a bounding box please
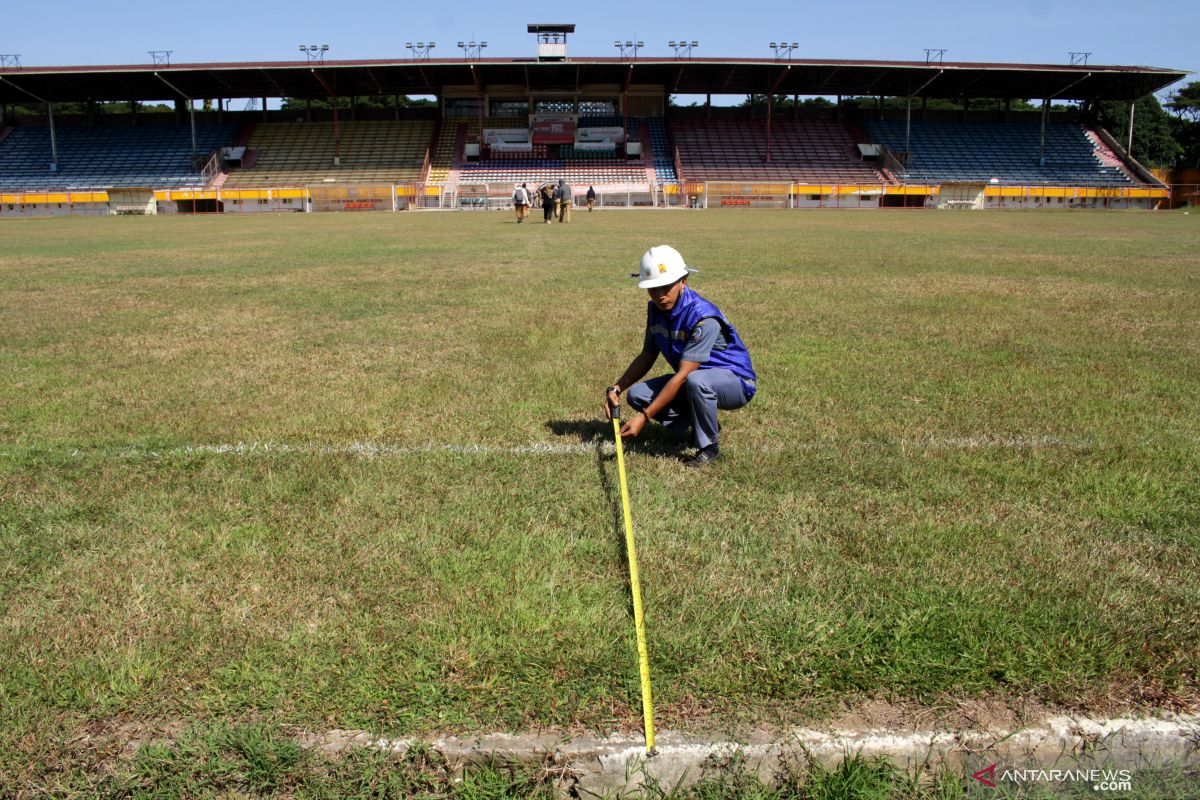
[531,113,577,144]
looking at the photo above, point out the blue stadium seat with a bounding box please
[0,123,239,190]
[862,121,1131,185]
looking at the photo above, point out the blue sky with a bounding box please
[3,0,1194,97]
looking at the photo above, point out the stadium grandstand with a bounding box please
[0,24,1187,215]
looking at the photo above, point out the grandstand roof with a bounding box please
[0,57,1186,105]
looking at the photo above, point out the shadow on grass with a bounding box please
[544,419,688,457]
[544,419,685,626]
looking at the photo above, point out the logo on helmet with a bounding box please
[657,263,667,274]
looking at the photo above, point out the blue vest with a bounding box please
[647,287,757,397]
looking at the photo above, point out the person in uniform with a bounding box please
[556,179,573,223]
[604,245,757,467]
[513,183,530,223]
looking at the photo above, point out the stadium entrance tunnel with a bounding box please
[881,193,927,208]
[175,198,223,213]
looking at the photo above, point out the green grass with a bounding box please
[1,210,1198,791]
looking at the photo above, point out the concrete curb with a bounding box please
[301,714,1200,797]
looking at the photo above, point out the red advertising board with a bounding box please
[532,119,575,144]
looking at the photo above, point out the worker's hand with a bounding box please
[604,387,620,421]
[619,412,647,439]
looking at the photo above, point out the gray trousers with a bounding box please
[626,368,750,450]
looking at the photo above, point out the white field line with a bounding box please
[0,435,1097,462]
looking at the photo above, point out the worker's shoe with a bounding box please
[683,445,720,468]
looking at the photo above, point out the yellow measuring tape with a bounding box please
[611,405,656,754]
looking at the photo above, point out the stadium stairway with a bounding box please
[638,121,659,184]
[420,118,443,183]
[1085,129,1135,179]
[0,127,11,148]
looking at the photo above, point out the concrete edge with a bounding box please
[298,714,1200,796]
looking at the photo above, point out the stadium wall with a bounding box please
[0,182,1172,217]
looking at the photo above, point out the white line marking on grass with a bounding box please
[0,435,1099,462]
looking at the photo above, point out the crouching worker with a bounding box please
[604,245,757,468]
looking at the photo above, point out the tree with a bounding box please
[6,100,171,116]
[1165,81,1200,170]
[1094,94,1182,168]
[280,95,435,111]
[1166,81,1200,123]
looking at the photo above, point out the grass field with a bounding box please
[1,209,1198,794]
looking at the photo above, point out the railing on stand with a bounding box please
[200,151,223,188]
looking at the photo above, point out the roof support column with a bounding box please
[904,96,912,170]
[903,70,942,173]
[1127,99,1136,158]
[0,76,60,168]
[310,71,340,165]
[262,97,268,123]
[1038,99,1048,167]
[765,68,790,163]
[47,102,58,170]
[766,94,773,161]
[156,72,199,157]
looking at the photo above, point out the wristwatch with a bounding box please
[607,385,621,395]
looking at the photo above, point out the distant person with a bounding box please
[557,179,573,223]
[540,184,555,223]
[604,245,757,468]
[513,183,530,223]
[586,185,596,211]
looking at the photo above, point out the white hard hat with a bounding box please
[633,244,699,289]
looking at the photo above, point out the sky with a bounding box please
[2,0,1194,101]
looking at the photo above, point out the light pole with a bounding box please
[299,44,329,64]
[668,40,699,59]
[769,42,798,61]
[406,42,436,60]
[614,40,643,60]
[458,41,487,60]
